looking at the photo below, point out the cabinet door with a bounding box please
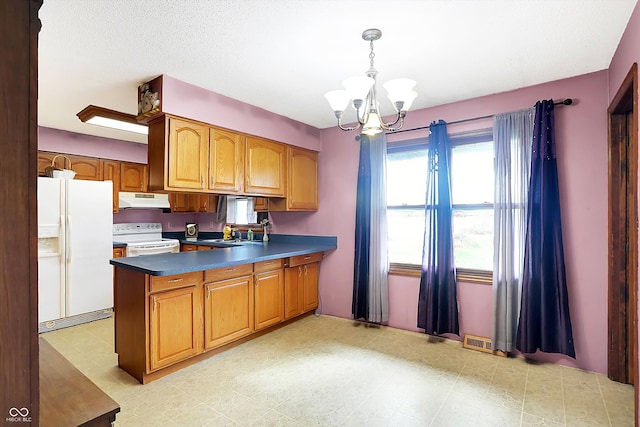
[254,269,284,330]
[181,244,198,252]
[209,128,244,193]
[121,162,148,192]
[284,266,304,320]
[197,194,218,213]
[103,160,121,213]
[149,286,201,370]
[245,137,286,197]
[112,247,126,258]
[302,262,319,312]
[38,151,65,176]
[168,117,208,190]
[204,276,254,350]
[66,155,103,181]
[253,197,269,212]
[288,147,318,210]
[169,193,197,212]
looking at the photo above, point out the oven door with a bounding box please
[126,241,180,257]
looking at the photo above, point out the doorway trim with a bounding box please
[608,62,638,418]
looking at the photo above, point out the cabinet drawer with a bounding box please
[254,258,283,273]
[150,271,202,293]
[204,263,253,283]
[288,252,323,268]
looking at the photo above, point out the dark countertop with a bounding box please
[110,235,337,276]
[113,241,127,248]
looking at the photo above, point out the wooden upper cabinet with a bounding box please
[103,160,121,213]
[168,117,208,190]
[288,147,318,210]
[270,147,318,211]
[198,194,218,213]
[120,162,147,192]
[66,155,103,181]
[245,136,286,197]
[38,152,103,180]
[38,151,64,176]
[209,128,244,193]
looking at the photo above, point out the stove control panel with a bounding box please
[113,223,163,235]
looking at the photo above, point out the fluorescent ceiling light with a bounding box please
[77,105,148,135]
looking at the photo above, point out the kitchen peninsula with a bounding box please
[110,235,336,383]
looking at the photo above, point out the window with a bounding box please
[226,196,258,225]
[387,130,494,274]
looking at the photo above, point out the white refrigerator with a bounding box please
[37,177,113,328]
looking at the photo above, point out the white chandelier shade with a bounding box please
[324,28,417,135]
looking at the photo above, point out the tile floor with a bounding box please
[41,315,634,426]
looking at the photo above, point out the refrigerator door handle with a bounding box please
[66,216,72,259]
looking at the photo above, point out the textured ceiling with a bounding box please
[38,0,638,144]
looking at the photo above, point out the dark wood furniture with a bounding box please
[39,338,120,426]
[1,0,41,422]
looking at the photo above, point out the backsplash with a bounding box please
[113,209,228,232]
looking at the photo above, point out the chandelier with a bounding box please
[324,28,417,136]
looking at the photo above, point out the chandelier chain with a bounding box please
[369,40,375,68]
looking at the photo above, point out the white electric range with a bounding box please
[113,223,180,257]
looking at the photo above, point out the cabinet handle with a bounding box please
[168,278,183,283]
[201,176,204,187]
[211,176,214,187]
[153,297,156,312]
[304,265,308,275]
[224,268,235,273]
[303,256,311,260]
[207,288,211,299]
[298,266,302,277]
[204,201,207,210]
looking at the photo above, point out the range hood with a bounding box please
[119,192,170,209]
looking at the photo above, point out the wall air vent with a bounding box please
[463,334,507,357]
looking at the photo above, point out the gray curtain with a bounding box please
[352,133,389,323]
[491,109,534,352]
[216,195,227,223]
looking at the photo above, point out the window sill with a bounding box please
[389,263,492,285]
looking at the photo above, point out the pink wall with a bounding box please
[40,69,614,376]
[161,75,322,151]
[38,126,147,163]
[307,70,610,375]
[607,0,640,422]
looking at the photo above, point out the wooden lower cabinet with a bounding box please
[204,275,254,349]
[284,253,321,319]
[254,261,284,330]
[302,262,319,312]
[181,244,214,252]
[149,284,202,371]
[114,254,322,383]
[113,247,126,258]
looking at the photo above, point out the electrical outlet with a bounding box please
[167,222,172,229]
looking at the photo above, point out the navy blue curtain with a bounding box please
[516,100,575,358]
[353,137,371,320]
[417,120,459,336]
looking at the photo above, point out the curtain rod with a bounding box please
[387,98,574,135]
